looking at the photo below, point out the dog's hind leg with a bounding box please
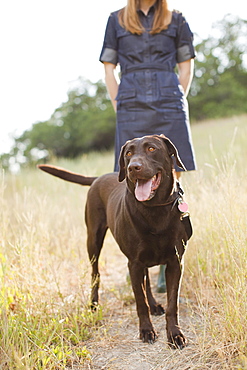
[86,203,107,308]
[145,268,165,316]
[87,224,107,307]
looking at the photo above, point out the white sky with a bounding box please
[1,0,246,154]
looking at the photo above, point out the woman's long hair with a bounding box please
[118,0,171,35]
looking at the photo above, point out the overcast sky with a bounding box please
[1,0,246,154]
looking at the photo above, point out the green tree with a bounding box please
[13,78,116,165]
[189,14,247,121]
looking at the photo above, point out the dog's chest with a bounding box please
[113,216,184,265]
[139,232,182,265]
[107,194,186,265]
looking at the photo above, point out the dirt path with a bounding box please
[79,233,228,370]
[85,293,201,370]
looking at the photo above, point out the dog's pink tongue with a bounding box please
[135,179,152,201]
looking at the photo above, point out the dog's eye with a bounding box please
[148,147,156,152]
[126,151,132,157]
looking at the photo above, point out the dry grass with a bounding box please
[1,114,247,369]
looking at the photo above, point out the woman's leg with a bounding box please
[157,171,182,292]
[157,265,167,293]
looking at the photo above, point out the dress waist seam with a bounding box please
[121,63,174,74]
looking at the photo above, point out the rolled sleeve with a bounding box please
[100,47,118,65]
[100,13,118,65]
[176,13,196,63]
[177,44,194,63]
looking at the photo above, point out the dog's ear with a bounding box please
[118,142,127,182]
[160,134,186,170]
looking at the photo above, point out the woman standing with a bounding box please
[100,0,196,292]
[100,0,196,177]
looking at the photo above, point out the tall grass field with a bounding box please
[1,114,247,369]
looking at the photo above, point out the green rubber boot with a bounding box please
[157,265,167,293]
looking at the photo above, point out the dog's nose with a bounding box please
[128,161,142,173]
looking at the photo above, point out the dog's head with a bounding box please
[118,134,185,202]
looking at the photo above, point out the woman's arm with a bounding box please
[177,59,194,97]
[103,62,119,112]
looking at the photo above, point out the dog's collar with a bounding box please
[146,181,193,239]
[151,193,180,208]
[144,181,184,209]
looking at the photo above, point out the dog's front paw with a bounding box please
[140,328,157,344]
[167,329,187,349]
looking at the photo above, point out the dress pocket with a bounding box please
[116,88,137,112]
[159,87,184,110]
[117,28,143,57]
[116,88,136,101]
[117,108,136,123]
[154,26,177,54]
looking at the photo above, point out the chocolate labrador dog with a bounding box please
[38,134,192,348]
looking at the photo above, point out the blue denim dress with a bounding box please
[100,7,196,172]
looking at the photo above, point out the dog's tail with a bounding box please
[37,164,97,186]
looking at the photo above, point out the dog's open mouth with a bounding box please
[135,172,161,202]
